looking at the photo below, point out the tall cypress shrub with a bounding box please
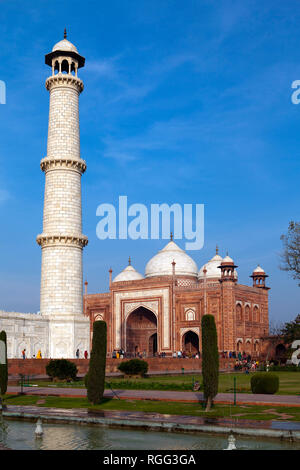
[201,315,219,411]
[0,331,8,400]
[87,321,107,405]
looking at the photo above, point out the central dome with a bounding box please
[145,241,198,278]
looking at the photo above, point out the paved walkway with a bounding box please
[6,386,300,407]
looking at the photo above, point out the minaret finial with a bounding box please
[64,28,67,39]
[170,232,173,241]
[128,256,131,265]
[216,244,219,255]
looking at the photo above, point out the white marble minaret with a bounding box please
[36,31,90,358]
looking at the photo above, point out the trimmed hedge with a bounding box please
[117,359,148,376]
[46,359,77,381]
[250,372,279,394]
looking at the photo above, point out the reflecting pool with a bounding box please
[0,418,299,450]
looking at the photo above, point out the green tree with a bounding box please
[87,321,107,405]
[0,331,8,405]
[280,314,300,344]
[280,221,300,285]
[201,315,219,411]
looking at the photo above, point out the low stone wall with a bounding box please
[8,357,235,377]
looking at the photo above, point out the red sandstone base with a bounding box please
[8,358,236,377]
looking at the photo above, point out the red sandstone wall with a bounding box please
[8,357,236,377]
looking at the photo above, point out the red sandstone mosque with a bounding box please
[84,239,269,358]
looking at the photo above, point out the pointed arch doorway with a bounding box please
[182,330,199,355]
[126,307,158,357]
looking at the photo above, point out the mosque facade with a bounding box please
[84,241,270,357]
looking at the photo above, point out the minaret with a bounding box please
[36,31,89,358]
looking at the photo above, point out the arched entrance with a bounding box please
[182,331,199,355]
[126,307,157,357]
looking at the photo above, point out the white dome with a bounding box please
[253,265,265,273]
[52,39,78,53]
[199,253,238,280]
[222,255,234,264]
[198,254,223,279]
[113,264,143,282]
[145,241,198,278]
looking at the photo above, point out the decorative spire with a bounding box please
[64,28,67,39]
[216,244,219,255]
[128,256,131,265]
[170,232,173,241]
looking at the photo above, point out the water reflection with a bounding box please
[0,419,299,450]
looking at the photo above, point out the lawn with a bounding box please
[3,394,300,422]
[30,371,300,395]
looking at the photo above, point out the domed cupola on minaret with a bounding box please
[250,265,269,289]
[45,28,85,77]
[218,254,238,283]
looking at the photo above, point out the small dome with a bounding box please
[198,254,223,279]
[145,241,198,278]
[113,264,143,282]
[199,252,238,280]
[52,39,78,53]
[253,265,265,273]
[222,255,234,264]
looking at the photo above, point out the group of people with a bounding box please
[22,349,42,359]
[21,348,89,359]
[172,350,200,359]
[75,349,89,359]
[112,349,125,359]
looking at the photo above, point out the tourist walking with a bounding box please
[22,349,26,359]
[84,350,88,359]
[76,348,80,358]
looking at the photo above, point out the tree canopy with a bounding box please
[280,221,300,285]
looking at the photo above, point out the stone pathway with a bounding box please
[6,386,300,407]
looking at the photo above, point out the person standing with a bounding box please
[84,350,88,359]
[76,348,80,359]
[22,349,26,359]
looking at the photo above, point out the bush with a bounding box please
[46,359,77,381]
[117,359,148,376]
[250,372,279,394]
[87,321,107,404]
[270,364,300,372]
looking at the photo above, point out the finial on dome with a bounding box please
[128,256,131,265]
[64,28,67,39]
[216,244,219,255]
[170,232,173,241]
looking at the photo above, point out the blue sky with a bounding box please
[0,0,299,324]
